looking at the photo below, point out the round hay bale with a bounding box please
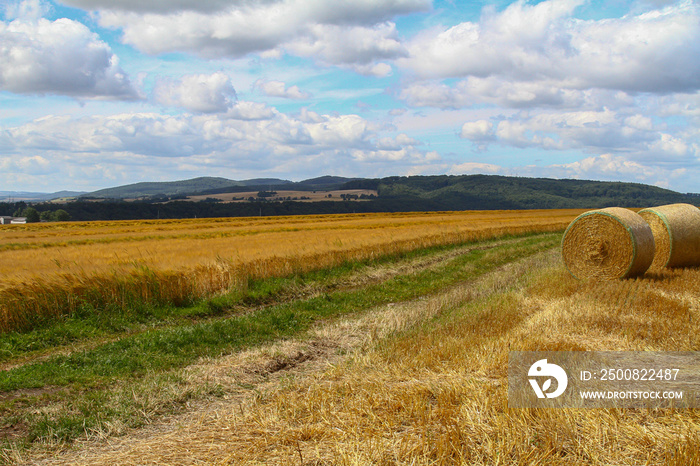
[638,203,700,269]
[561,207,655,280]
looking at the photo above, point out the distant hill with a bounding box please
[83,177,291,199]
[0,190,87,202]
[4,174,699,222]
[84,176,357,199]
[72,173,700,210]
[363,175,698,210]
[299,176,360,188]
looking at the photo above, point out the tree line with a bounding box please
[4,204,72,223]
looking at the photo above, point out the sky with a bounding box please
[1,0,699,193]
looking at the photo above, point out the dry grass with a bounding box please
[32,248,700,465]
[0,210,579,332]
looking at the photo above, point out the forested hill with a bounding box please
[361,175,698,210]
[1,174,698,222]
[84,177,292,199]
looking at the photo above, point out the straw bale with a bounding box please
[562,207,655,280]
[638,203,700,269]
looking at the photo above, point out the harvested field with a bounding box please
[26,240,700,465]
[3,209,698,465]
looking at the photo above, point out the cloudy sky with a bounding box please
[1,0,699,193]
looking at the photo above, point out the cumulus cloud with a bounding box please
[1,105,437,171]
[255,80,310,99]
[57,0,240,14]
[70,0,430,21]
[449,162,503,175]
[3,0,51,20]
[0,13,139,99]
[399,77,613,109]
[458,107,679,155]
[460,120,494,141]
[153,72,236,113]
[399,0,700,94]
[549,153,660,180]
[285,22,403,75]
[455,104,698,182]
[445,153,694,190]
[94,0,425,72]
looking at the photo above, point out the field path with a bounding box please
[27,242,554,465]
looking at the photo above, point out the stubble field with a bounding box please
[1,209,699,465]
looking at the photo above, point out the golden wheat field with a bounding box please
[0,210,580,332]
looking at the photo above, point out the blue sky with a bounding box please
[1,0,699,193]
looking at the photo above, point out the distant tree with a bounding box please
[25,207,40,223]
[40,211,54,221]
[54,209,71,221]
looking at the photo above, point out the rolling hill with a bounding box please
[3,174,698,222]
[367,175,698,210]
[81,176,363,199]
[82,177,292,199]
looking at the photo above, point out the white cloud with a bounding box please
[255,80,310,99]
[455,104,699,174]
[68,0,430,21]
[0,154,53,175]
[4,0,51,20]
[0,15,139,100]
[285,22,403,75]
[444,153,696,191]
[460,120,494,141]
[94,0,425,71]
[1,105,438,176]
[544,153,694,189]
[56,0,239,14]
[459,108,671,153]
[399,77,611,109]
[449,162,503,175]
[400,0,700,94]
[153,72,236,113]
[400,0,583,79]
[352,62,393,78]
